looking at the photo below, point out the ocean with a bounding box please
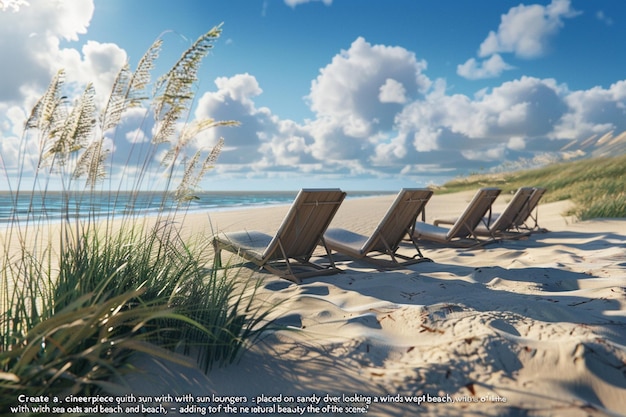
[0,190,393,226]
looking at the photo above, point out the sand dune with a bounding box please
[118,192,626,417]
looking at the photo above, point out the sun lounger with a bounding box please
[512,187,547,232]
[413,187,501,247]
[434,187,534,238]
[213,188,346,283]
[323,188,434,267]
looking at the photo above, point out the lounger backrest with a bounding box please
[513,187,546,227]
[364,188,433,252]
[447,187,501,239]
[490,187,534,232]
[262,189,346,260]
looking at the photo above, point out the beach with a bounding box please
[14,191,626,417]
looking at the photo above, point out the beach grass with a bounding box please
[438,153,626,219]
[0,24,277,405]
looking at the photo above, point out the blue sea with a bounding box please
[0,190,393,226]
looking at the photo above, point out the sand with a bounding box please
[72,192,626,416]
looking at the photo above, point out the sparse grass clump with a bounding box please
[53,221,273,373]
[1,23,276,407]
[440,153,626,220]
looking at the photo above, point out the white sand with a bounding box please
[97,193,626,416]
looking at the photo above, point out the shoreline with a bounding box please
[0,190,396,229]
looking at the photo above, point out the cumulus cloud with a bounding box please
[190,38,437,178]
[0,0,122,175]
[2,1,626,187]
[308,37,429,118]
[385,75,573,171]
[59,40,128,105]
[258,119,317,167]
[0,0,28,12]
[508,136,526,150]
[458,0,580,80]
[125,128,149,144]
[554,80,626,139]
[379,79,408,104]
[457,54,514,80]
[473,76,567,138]
[186,35,626,183]
[0,0,127,110]
[305,37,429,162]
[194,73,275,164]
[479,0,580,59]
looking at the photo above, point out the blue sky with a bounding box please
[1,0,626,191]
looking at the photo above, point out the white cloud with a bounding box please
[0,0,126,111]
[125,128,149,144]
[308,37,429,118]
[284,0,332,7]
[458,0,580,81]
[190,38,436,179]
[305,37,430,162]
[203,67,626,181]
[194,73,275,164]
[0,103,40,175]
[0,0,109,177]
[388,75,570,171]
[2,3,626,188]
[213,73,263,104]
[412,128,443,153]
[372,134,408,164]
[0,105,27,169]
[554,80,626,139]
[596,10,614,26]
[379,79,407,104]
[0,0,29,12]
[463,76,567,138]
[508,136,526,150]
[457,54,514,80]
[479,0,580,59]
[260,131,310,167]
[57,40,128,107]
[462,145,506,162]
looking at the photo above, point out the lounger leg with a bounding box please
[378,237,400,265]
[276,239,296,279]
[406,227,427,259]
[319,237,337,269]
[531,208,548,232]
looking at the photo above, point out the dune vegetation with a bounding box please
[438,153,626,220]
[0,24,277,407]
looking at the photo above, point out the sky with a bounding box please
[1,0,626,191]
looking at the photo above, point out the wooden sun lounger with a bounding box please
[434,187,535,239]
[213,189,346,283]
[512,187,548,233]
[323,188,434,267]
[413,187,501,247]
